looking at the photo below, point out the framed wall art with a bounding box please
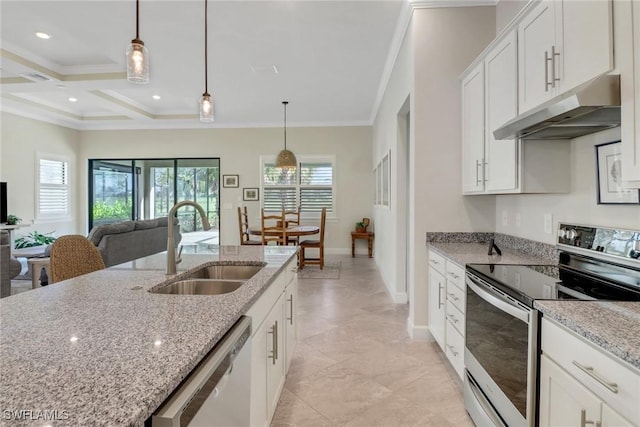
[243,188,259,201]
[595,141,640,205]
[222,175,239,188]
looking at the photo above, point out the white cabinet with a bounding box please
[615,0,640,185]
[461,28,570,195]
[428,251,446,349]
[248,258,297,427]
[518,0,613,114]
[539,318,639,427]
[428,248,466,380]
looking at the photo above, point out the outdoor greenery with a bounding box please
[15,231,57,249]
[93,200,132,221]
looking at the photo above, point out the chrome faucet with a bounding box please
[166,200,211,275]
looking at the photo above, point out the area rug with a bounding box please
[297,261,341,279]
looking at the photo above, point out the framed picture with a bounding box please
[243,188,259,201]
[595,141,640,204]
[382,151,390,207]
[223,175,239,188]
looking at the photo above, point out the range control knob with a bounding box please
[565,229,577,240]
[558,229,566,239]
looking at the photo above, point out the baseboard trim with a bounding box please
[407,317,431,341]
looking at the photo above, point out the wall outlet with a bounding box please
[502,210,509,226]
[515,213,522,228]
[544,214,553,234]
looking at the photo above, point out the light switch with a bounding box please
[544,214,553,234]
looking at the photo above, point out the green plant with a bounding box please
[14,231,57,249]
[6,214,21,225]
[93,200,132,221]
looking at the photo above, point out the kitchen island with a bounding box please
[0,244,297,426]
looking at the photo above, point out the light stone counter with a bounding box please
[428,242,556,268]
[535,300,640,370]
[0,244,297,426]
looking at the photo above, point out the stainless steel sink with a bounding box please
[185,264,263,281]
[152,279,244,295]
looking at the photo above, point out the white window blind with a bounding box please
[38,157,70,219]
[261,157,335,215]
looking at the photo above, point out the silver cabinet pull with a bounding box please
[545,50,552,91]
[268,321,279,365]
[475,160,482,185]
[447,292,459,301]
[580,409,600,427]
[287,295,294,325]
[483,161,488,183]
[447,345,459,357]
[551,45,560,87]
[438,283,444,308]
[447,313,459,324]
[572,361,618,394]
[430,259,439,265]
[447,272,460,279]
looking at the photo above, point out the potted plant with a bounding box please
[355,221,367,233]
[14,231,57,249]
[6,214,21,225]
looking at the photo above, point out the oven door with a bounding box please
[464,273,537,427]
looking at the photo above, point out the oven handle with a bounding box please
[467,275,530,324]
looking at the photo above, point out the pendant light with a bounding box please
[275,101,297,168]
[199,0,214,122]
[126,0,149,84]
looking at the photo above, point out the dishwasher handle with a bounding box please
[152,316,252,427]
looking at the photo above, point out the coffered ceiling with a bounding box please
[0,0,405,130]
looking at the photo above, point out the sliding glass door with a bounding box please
[90,160,138,227]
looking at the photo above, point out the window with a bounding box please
[37,154,70,220]
[262,156,335,216]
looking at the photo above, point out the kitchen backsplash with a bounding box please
[426,232,557,261]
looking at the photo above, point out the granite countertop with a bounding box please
[535,300,640,371]
[428,242,556,267]
[0,244,297,426]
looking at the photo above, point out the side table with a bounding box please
[351,231,374,258]
[27,257,50,288]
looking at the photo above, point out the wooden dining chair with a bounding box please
[284,205,301,245]
[237,206,262,245]
[50,235,106,283]
[261,208,287,246]
[299,207,326,269]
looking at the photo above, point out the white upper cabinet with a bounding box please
[615,0,640,185]
[461,63,485,194]
[485,30,518,192]
[518,0,613,115]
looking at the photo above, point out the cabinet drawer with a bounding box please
[445,261,465,290]
[284,258,297,285]
[446,299,465,336]
[445,321,465,379]
[428,250,446,275]
[446,279,465,313]
[541,318,640,424]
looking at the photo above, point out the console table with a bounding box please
[351,231,374,258]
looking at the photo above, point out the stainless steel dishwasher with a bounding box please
[152,316,252,427]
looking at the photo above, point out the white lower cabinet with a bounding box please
[248,258,297,427]
[428,248,466,380]
[539,318,639,427]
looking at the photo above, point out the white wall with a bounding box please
[78,126,373,251]
[0,112,80,238]
[496,0,528,33]
[496,128,640,243]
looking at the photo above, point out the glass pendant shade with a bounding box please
[126,39,149,84]
[200,93,214,122]
[276,149,297,168]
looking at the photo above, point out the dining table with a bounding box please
[248,225,320,238]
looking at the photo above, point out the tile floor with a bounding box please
[271,255,474,427]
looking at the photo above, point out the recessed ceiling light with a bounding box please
[68,97,78,102]
[36,32,51,39]
[152,95,161,100]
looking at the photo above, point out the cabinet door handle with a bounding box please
[287,295,294,325]
[430,259,440,265]
[268,321,279,365]
[551,45,560,88]
[545,50,553,91]
[483,161,488,183]
[438,282,444,308]
[447,344,459,357]
[447,313,459,324]
[447,272,460,279]
[580,409,600,427]
[572,361,618,394]
[475,160,482,185]
[447,292,459,301]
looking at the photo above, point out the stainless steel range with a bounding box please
[463,223,640,427]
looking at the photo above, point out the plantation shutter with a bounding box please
[39,158,69,217]
[262,163,296,211]
[300,162,333,212]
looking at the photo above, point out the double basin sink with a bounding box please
[151,264,265,295]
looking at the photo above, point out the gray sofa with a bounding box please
[87,217,180,267]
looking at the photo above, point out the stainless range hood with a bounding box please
[493,74,620,140]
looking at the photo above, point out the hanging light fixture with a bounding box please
[276,101,297,168]
[199,0,214,122]
[126,0,149,84]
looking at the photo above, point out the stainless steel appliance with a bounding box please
[463,224,640,427]
[152,316,251,427]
